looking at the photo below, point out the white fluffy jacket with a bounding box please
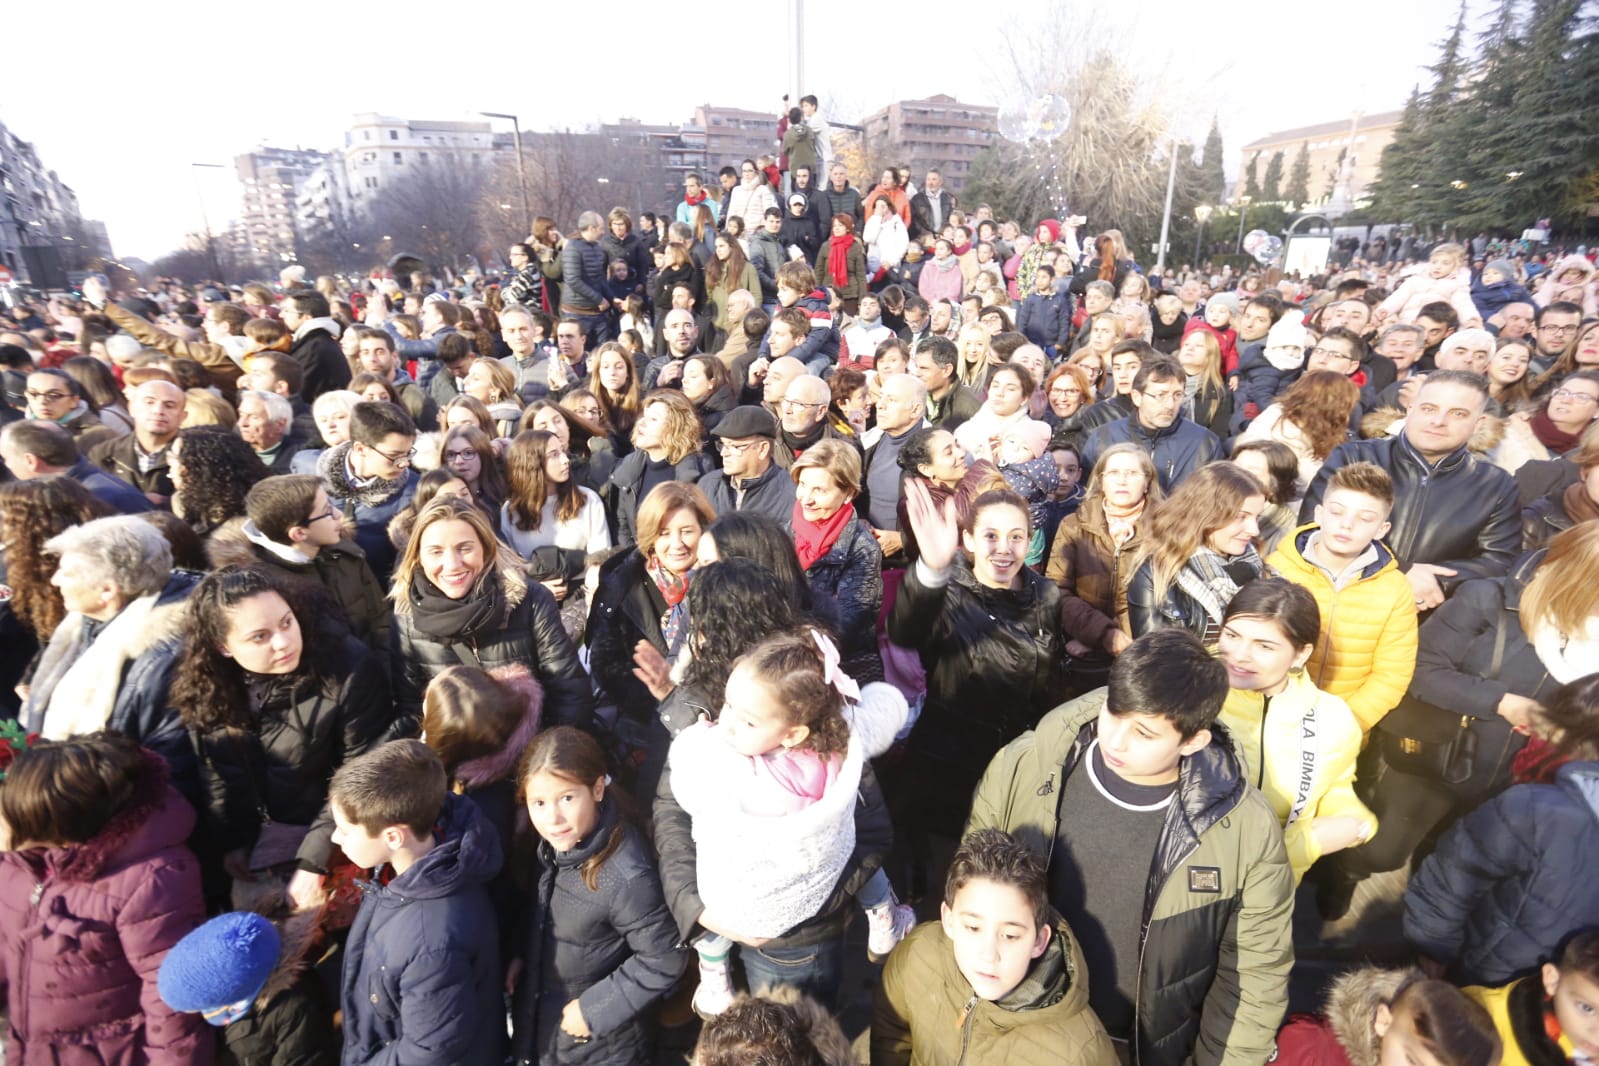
[668,682,907,939]
[1378,264,1480,328]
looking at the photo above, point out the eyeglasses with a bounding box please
[25,389,71,403]
[443,449,476,461]
[716,439,759,455]
[368,443,416,465]
[1049,387,1083,399]
[1310,346,1355,360]
[1540,323,1580,334]
[1551,388,1599,405]
[307,505,338,524]
[781,399,825,411]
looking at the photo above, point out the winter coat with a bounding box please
[697,462,796,529]
[1190,378,1235,442]
[1017,290,1074,352]
[317,442,418,585]
[340,792,504,1066]
[668,684,904,939]
[68,457,151,515]
[1300,435,1521,596]
[1080,414,1222,494]
[1267,527,1418,732]
[392,560,594,734]
[206,518,391,665]
[1470,277,1533,322]
[509,797,684,1066]
[802,516,883,681]
[1233,342,1301,418]
[288,320,351,402]
[1377,265,1480,328]
[602,448,715,547]
[1126,551,1264,642]
[818,183,865,229]
[917,257,965,304]
[189,634,396,875]
[1274,968,1417,1066]
[1405,761,1599,986]
[1069,258,1136,298]
[1519,488,1581,552]
[560,238,610,315]
[966,691,1295,1066]
[1046,495,1146,653]
[600,232,650,291]
[887,559,1064,835]
[864,212,909,271]
[709,260,762,334]
[654,735,895,950]
[88,434,174,501]
[815,239,868,304]
[871,914,1118,1066]
[726,180,779,234]
[1530,254,1599,317]
[1491,411,1561,475]
[747,230,786,302]
[862,185,911,227]
[1219,672,1375,882]
[586,549,680,725]
[0,755,212,1066]
[214,905,337,1066]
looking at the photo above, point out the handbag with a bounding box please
[1377,607,1508,786]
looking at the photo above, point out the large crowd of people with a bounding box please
[0,141,1597,1066]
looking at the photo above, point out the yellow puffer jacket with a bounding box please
[1220,672,1376,882]
[1267,526,1419,733]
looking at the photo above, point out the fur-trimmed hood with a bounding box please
[453,664,543,790]
[1357,406,1503,456]
[1324,967,1423,1066]
[318,441,411,508]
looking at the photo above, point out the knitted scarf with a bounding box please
[827,234,856,288]
[646,557,691,650]
[684,188,708,208]
[1175,545,1264,626]
[1531,408,1585,455]
[792,500,856,571]
[1102,497,1145,546]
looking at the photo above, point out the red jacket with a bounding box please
[1183,318,1241,376]
[1274,1015,1356,1066]
[0,757,212,1065]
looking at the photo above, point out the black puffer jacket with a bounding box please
[1300,435,1521,594]
[1385,552,1557,799]
[393,562,594,734]
[586,551,667,723]
[560,237,609,313]
[1125,552,1265,642]
[288,325,351,401]
[802,516,884,683]
[1406,761,1599,986]
[189,633,396,874]
[1080,414,1221,494]
[600,231,650,290]
[887,558,1064,834]
[510,797,686,1065]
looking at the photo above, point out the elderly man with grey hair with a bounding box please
[860,372,929,563]
[560,209,615,348]
[774,372,861,468]
[20,516,197,768]
[237,389,302,473]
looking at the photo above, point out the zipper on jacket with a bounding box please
[1133,833,1204,1066]
[17,880,45,1037]
[1257,695,1271,790]
[956,993,979,1064]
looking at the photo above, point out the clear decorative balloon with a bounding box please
[1254,235,1285,266]
[999,94,1070,144]
[1242,229,1271,256]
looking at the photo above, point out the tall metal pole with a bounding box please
[481,112,531,238]
[795,0,806,97]
[1235,196,1251,253]
[1154,138,1179,274]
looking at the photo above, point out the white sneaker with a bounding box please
[866,901,917,962]
[692,958,734,1019]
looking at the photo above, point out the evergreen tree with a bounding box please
[1286,141,1311,206]
[1244,152,1262,200]
[1262,151,1285,202]
[1200,117,1228,203]
[1496,0,1599,228]
[1366,87,1428,221]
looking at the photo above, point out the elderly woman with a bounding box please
[20,516,195,761]
[391,497,593,733]
[790,440,883,681]
[291,388,361,474]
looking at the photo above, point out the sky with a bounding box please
[7,0,1487,263]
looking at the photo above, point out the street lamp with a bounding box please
[191,162,227,282]
[480,111,530,238]
[1234,195,1252,254]
[1193,205,1213,269]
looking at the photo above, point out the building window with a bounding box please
[419,152,429,164]
[393,152,402,165]
[362,130,371,142]
[389,130,398,141]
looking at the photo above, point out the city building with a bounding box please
[601,118,708,217]
[0,120,105,287]
[858,94,999,194]
[1238,110,1404,214]
[693,104,781,172]
[235,147,327,267]
[339,113,510,219]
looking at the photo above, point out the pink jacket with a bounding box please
[1378,266,1481,327]
[0,757,212,1066]
[917,256,965,304]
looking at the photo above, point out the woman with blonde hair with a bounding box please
[462,358,524,437]
[605,390,714,546]
[1127,461,1267,644]
[1174,326,1234,439]
[954,324,993,392]
[181,389,237,428]
[1238,369,1359,491]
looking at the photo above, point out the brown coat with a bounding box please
[102,299,243,393]
[1045,495,1145,653]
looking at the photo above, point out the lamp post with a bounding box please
[1193,204,1212,270]
[480,111,530,239]
[1234,195,1252,254]
[191,162,226,282]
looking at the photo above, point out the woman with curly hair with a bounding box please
[1238,369,1360,492]
[169,565,393,909]
[169,425,269,536]
[604,390,714,546]
[439,424,508,523]
[585,341,642,448]
[462,358,524,437]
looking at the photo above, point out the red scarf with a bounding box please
[684,189,708,207]
[827,234,856,289]
[1531,408,1585,455]
[952,240,972,256]
[792,500,856,570]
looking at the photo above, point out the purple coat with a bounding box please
[0,757,212,1066]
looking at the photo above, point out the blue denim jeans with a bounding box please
[738,936,845,1009]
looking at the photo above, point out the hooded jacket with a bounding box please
[0,755,212,1066]
[966,691,1295,1066]
[1274,968,1419,1066]
[1267,526,1419,733]
[510,797,685,1065]
[871,915,1118,1066]
[212,901,338,1066]
[289,318,351,402]
[1299,435,1521,596]
[1405,761,1599,986]
[1081,413,1222,494]
[340,792,505,1066]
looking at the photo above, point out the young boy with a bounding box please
[332,740,504,1066]
[1266,461,1418,734]
[1016,264,1074,358]
[967,629,1294,1066]
[871,828,1117,1066]
[1464,931,1599,1066]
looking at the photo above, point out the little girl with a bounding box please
[665,629,910,1017]
[1275,968,1499,1066]
[508,726,686,1065]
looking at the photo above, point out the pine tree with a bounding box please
[1497,0,1599,227]
[1286,141,1311,206]
[1366,87,1428,222]
[1244,152,1262,200]
[1199,117,1228,204]
[1262,151,1285,202]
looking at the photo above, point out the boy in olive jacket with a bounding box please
[967,629,1295,1066]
